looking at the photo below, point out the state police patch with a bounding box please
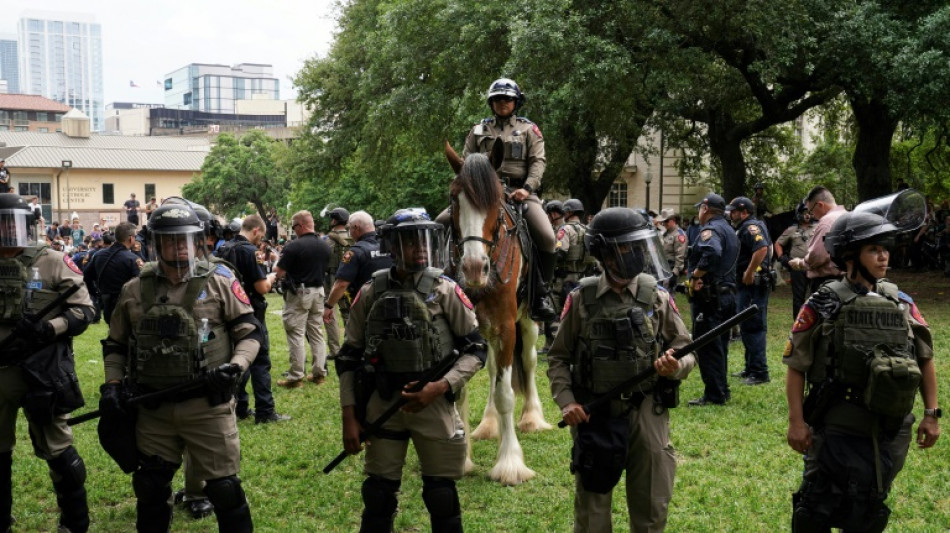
[231,279,250,305]
[63,255,82,274]
[791,304,817,333]
[454,284,474,310]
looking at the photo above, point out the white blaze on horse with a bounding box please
[445,142,551,486]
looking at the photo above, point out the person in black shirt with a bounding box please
[274,211,332,387]
[82,222,142,324]
[124,193,141,226]
[322,210,393,326]
[216,215,290,424]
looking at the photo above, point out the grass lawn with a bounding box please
[7,270,950,532]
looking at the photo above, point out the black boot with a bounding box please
[47,447,89,533]
[203,476,252,533]
[531,251,558,322]
[1,451,12,533]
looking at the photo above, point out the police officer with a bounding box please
[0,194,93,533]
[336,208,486,533]
[323,207,354,359]
[274,210,332,388]
[686,193,739,406]
[752,182,771,219]
[542,200,566,353]
[215,215,289,424]
[655,208,688,289]
[101,203,262,532]
[555,199,589,300]
[785,210,940,532]
[451,78,557,321]
[727,197,772,385]
[775,203,815,319]
[323,210,392,333]
[83,221,141,325]
[548,207,695,532]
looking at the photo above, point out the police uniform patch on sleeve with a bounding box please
[898,291,927,326]
[560,292,573,321]
[342,250,354,264]
[63,255,82,274]
[677,234,686,244]
[748,225,760,235]
[351,288,362,307]
[700,229,713,241]
[782,339,793,358]
[531,124,543,138]
[659,287,680,315]
[231,279,250,305]
[454,284,474,310]
[791,304,817,333]
[557,228,566,240]
[214,264,234,279]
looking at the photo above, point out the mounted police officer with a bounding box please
[324,207,354,359]
[785,210,940,532]
[441,77,557,321]
[727,196,772,385]
[101,203,262,532]
[686,193,738,406]
[0,193,94,533]
[336,208,486,533]
[547,207,695,532]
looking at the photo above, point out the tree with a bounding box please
[183,130,288,219]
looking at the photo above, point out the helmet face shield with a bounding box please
[150,229,203,278]
[596,228,671,283]
[391,226,445,273]
[0,210,34,247]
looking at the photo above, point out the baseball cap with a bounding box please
[655,208,677,222]
[694,193,726,210]
[728,196,755,213]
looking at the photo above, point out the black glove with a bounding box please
[779,255,791,269]
[15,315,56,344]
[99,382,127,417]
[204,363,242,394]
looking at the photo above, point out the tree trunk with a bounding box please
[850,96,899,202]
[707,110,747,201]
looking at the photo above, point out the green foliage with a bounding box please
[183,131,289,219]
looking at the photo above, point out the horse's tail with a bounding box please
[511,327,528,395]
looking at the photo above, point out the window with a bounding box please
[103,184,114,204]
[38,127,49,133]
[37,112,48,122]
[18,182,52,222]
[183,92,192,106]
[608,182,628,208]
[145,184,155,202]
[164,78,173,90]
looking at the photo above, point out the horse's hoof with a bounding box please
[518,417,553,433]
[471,418,499,440]
[488,463,536,486]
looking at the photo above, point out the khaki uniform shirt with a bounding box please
[464,114,545,192]
[662,226,688,276]
[776,223,815,260]
[339,270,482,407]
[104,262,260,382]
[555,220,585,272]
[548,274,695,409]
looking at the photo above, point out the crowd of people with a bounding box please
[0,76,942,533]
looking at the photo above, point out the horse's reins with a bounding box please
[452,193,523,284]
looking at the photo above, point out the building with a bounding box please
[0,34,19,94]
[163,63,280,114]
[0,111,209,229]
[17,11,105,131]
[0,93,71,132]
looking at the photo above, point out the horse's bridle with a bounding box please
[451,196,519,264]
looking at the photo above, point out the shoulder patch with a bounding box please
[454,284,474,310]
[700,229,713,242]
[231,279,250,305]
[754,235,763,242]
[63,255,82,275]
[791,304,817,333]
[747,224,760,235]
[342,250,354,264]
[898,291,927,326]
[659,286,680,315]
[677,234,686,244]
[557,228,566,240]
[560,292,573,321]
[531,123,543,139]
[214,264,234,279]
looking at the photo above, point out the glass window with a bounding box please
[49,21,63,33]
[14,126,27,132]
[103,184,114,204]
[608,182,628,208]
[36,112,48,122]
[144,184,156,202]
[18,182,53,222]
[164,78,173,90]
[28,19,44,31]
[38,127,49,133]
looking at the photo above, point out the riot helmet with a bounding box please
[328,207,350,227]
[487,78,525,112]
[161,196,217,256]
[824,211,897,283]
[563,199,585,217]
[147,203,204,278]
[379,208,445,273]
[544,200,565,216]
[585,207,671,283]
[0,193,36,248]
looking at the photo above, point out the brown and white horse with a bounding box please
[446,142,550,486]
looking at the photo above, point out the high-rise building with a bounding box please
[0,34,19,94]
[17,11,104,131]
[163,63,279,114]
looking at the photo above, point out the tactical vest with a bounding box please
[364,268,454,374]
[564,221,587,268]
[131,261,232,389]
[0,244,65,324]
[811,281,920,421]
[573,275,659,397]
[326,230,354,277]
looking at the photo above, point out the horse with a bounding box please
[445,141,551,486]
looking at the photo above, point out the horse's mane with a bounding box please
[451,153,503,212]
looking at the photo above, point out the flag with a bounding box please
[129,80,140,88]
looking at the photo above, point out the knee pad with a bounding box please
[47,446,87,493]
[203,475,247,512]
[421,476,460,519]
[361,475,400,518]
[132,456,177,503]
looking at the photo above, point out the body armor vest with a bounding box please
[574,275,659,397]
[811,281,920,422]
[564,221,587,269]
[326,230,354,277]
[131,261,232,389]
[364,268,455,375]
[0,245,65,324]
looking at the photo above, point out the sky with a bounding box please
[5,0,339,104]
